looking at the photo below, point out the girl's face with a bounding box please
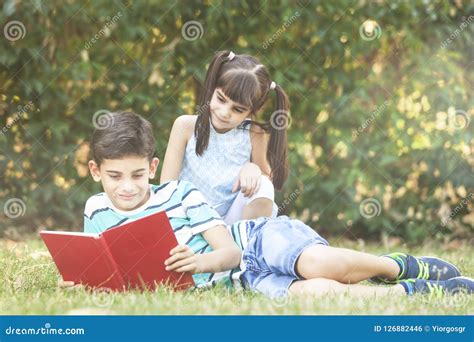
[209,88,251,132]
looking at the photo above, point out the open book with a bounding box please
[40,211,195,291]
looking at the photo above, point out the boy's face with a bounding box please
[88,156,159,211]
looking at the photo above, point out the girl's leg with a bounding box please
[295,244,400,284]
[289,278,406,298]
[224,175,276,225]
[241,175,275,220]
[242,198,274,220]
[223,192,247,225]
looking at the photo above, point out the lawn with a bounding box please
[1,237,472,315]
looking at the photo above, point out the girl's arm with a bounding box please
[250,124,272,177]
[160,115,196,183]
[231,124,272,197]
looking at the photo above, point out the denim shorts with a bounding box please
[241,216,329,298]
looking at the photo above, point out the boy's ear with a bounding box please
[149,157,160,179]
[88,160,101,182]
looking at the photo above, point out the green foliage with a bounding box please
[1,1,473,242]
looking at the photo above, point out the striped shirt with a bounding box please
[83,180,227,287]
[224,217,270,288]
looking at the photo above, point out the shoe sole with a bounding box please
[450,276,474,281]
[447,276,474,293]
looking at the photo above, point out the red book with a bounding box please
[40,211,195,291]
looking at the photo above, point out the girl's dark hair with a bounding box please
[194,50,289,190]
[91,111,155,166]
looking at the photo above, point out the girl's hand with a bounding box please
[165,245,201,274]
[232,162,262,197]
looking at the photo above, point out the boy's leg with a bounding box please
[295,245,462,284]
[243,217,473,299]
[289,278,406,298]
[289,277,474,298]
[295,244,400,284]
[369,253,461,284]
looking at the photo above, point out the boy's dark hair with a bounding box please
[91,111,155,166]
[194,50,289,190]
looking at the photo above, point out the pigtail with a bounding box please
[195,50,233,156]
[267,84,290,190]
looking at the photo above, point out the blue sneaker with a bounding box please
[400,277,474,297]
[370,253,461,284]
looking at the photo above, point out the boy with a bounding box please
[83,111,241,286]
[80,111,473,298]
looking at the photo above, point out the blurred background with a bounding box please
[1,0,473,245]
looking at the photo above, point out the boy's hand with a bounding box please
[232,162,261,197]
[58,279,84,290]
[165,245,201,274]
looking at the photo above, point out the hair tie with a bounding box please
[270,81,276,90]
[228,51,235,61]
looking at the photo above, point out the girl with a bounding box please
[161,50,290,225]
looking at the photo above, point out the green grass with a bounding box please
[1,238,472,315]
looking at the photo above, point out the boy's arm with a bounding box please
[165,225,240,274]
[198,225,241,272]
[165,181,241,274]
[160,115,195,183]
